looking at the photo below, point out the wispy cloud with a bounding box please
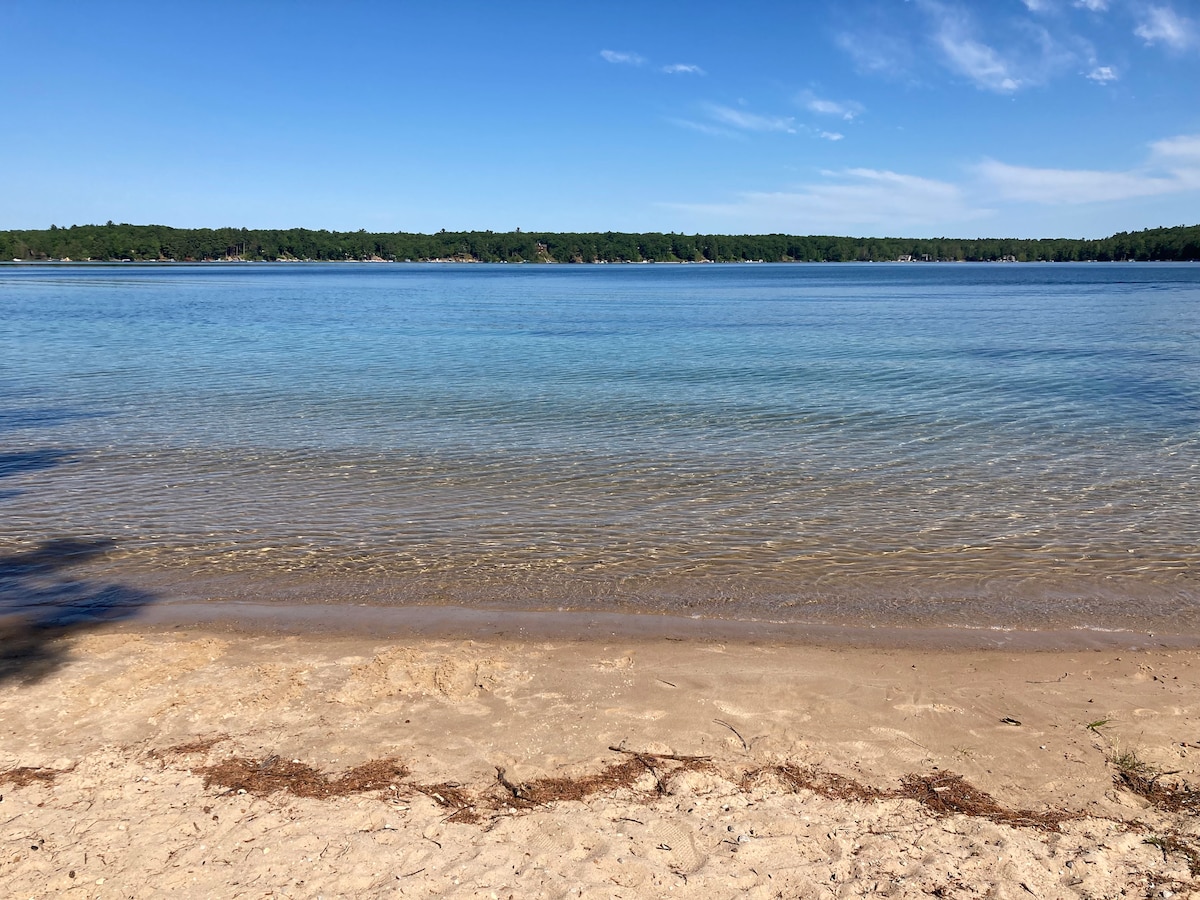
[1075,0,1109,11]
[977,133,1200,203]
[798,90,864,121]
[922,1,1023,91]
[667,117,738,138]
[673,105,851,142]
[703,103,796,134]
[1134,6,1197,49]
[840,0,1091,93]
[834,30,912,78]
[600,49,645,66]
[662,63,705,75]
[1087,64,1118,81]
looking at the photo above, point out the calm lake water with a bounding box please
[2,262,1199,638]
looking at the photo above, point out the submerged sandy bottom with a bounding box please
[2,623,1199,898]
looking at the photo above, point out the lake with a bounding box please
[2,262,1198,641]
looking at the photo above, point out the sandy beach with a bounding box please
[2,617,1199,898]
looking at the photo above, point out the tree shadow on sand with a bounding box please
[1,403,161,683]
[0,435,160,685]
[0,538,159,686]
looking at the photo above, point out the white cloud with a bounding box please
[666,168,979,232]
[1029,0,1108,10]
[661,134,1200,236]
[798,90,864,120]
[977,160,1176,203]
[703,103,796,134]
[1087,64,1118,81]
[600,49,645,66]
[977,134,1200,204]
[820,131,845,141]
[1135,6,1196,49]
[1151,134,1200,160]
[662,63,705,75]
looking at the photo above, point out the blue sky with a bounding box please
[3,0,1199,238]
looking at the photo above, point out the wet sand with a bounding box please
[2,620,1199,897]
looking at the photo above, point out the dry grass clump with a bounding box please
[197,755,407,799]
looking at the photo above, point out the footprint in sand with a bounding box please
[593,655,635,671]
[644,820,706,874]
[336,647,502,703]
[892,702,965,715]
[603,707,667,721]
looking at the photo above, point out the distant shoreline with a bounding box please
[4,222,1198,263]
[4,257,1198,266]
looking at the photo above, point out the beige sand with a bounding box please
[2,623,1199,898]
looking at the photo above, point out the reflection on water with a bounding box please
[1,262,1198,634]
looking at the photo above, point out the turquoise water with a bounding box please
[2,262,1199,635]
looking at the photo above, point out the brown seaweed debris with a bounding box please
[413,782,481,823]
[495,750,712,807]
[166,734,229,755]
[1145,833,1200,877]
[496,758,648,806]
[895,772,1070,832]
[197,755,407,799]
[1112,750,1200,814]
[147,734,229,760]
[741,764,885,803]
[0,765,71,788]
[742,765,1068,831]
[424,750,713,823]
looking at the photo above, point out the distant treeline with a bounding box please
[3,222,1200,263]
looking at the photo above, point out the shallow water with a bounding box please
[2,262,1198,636]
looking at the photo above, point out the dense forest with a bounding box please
[3,222,1199,264]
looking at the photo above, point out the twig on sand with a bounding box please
[606,745,712,795]
[607,746,711,763]
[610,750,666,793]
[495,767,533,802]
[713,718,749,751]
